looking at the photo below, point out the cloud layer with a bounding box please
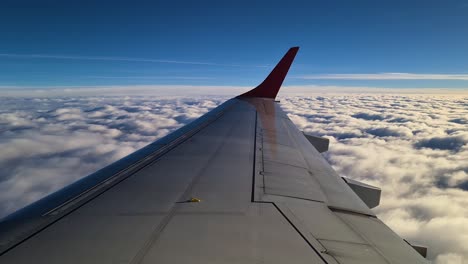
[281,94,468,263]
[0,93,467,263]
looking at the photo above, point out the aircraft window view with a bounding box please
[0,1,467,263]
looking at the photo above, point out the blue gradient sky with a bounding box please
[1,0,468,88]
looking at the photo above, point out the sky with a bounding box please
[1,0,468,89]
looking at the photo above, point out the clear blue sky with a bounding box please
[1,0,468,88]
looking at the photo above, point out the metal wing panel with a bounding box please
[139,203,325,264]
[262,161,327,202]
[336,212,429,263]
[249,98,372,215]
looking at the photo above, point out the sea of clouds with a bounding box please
[0,93,467,263]
[281,94,468,263]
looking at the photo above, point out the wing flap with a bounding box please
[250,98,374,216]
[263,161,327,202]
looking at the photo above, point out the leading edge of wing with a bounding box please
[238,47,299,99]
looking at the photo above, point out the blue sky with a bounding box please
[1,0,468,89]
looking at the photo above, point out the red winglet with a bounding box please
[238,47,299,99]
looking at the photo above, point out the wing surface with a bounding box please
[0,48,428,263]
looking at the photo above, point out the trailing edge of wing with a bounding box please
[238,47,299,99]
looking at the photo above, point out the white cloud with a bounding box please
[297,73,468,80]
[1,85,467,98]
[435,253,465,264]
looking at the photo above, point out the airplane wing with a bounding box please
[0,47,428,263]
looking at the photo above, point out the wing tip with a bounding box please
[239,46,299,99]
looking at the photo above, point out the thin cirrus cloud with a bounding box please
[85,76,215,80]
[297,73,468,80]
[0,53,267,68]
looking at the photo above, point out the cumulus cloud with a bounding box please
[0,92,467,263]
[415,134,468,152]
